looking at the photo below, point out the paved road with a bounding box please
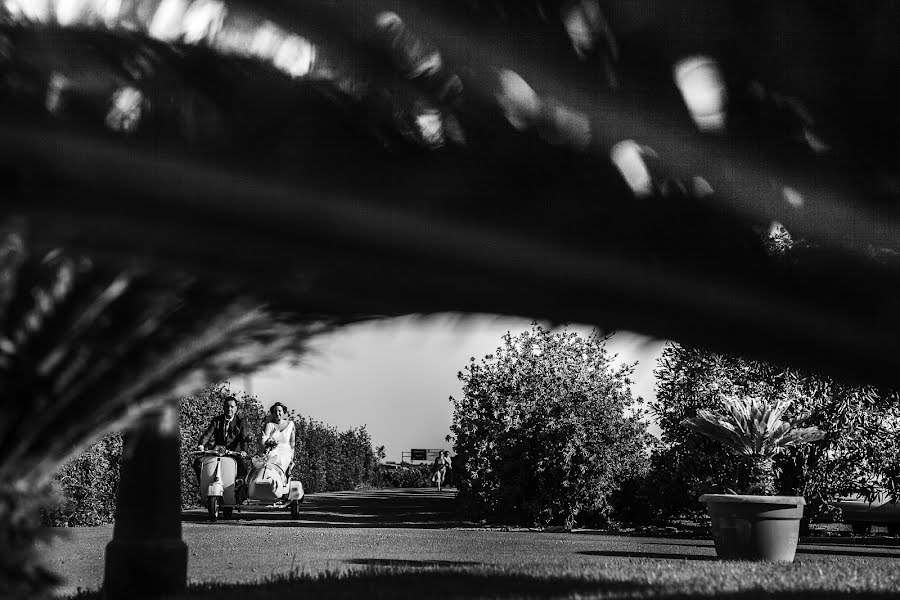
[44,488,900,597]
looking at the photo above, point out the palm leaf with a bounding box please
[0,224,350,488]
[684,394,823,461]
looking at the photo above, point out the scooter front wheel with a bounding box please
[207,496,218,522]
[290,500,300,520]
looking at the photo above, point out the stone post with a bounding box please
[104,400,187,598]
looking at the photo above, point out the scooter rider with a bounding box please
[193,396,248,484]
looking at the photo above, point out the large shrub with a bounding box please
[41,433,123,527]
[647,343,900,521]
[450,324,650,528]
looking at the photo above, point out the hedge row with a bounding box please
[44,383,391,524]
[41,434,123,527]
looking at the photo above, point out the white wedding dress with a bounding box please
[248,420,295,500]
[263,420,295,475]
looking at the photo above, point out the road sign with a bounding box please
[410,449,427,461]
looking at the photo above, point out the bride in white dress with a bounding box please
[261,402,295,477]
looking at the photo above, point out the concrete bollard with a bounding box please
[104,400,187,599]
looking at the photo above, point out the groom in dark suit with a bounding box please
[193,395,248,482]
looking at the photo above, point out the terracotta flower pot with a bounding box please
[700,494,805,562]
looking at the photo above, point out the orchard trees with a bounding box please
[451,324,650,528]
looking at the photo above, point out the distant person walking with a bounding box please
[431,450,451,491]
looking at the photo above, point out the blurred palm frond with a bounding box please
[2,1,899,389]
[0,219,338,489]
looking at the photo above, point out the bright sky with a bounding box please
[233,314,667,462]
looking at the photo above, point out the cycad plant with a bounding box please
[0,218,347,597]
[685,394,824,495]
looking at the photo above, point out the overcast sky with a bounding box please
[235,314,667,462]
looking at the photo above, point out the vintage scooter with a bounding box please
[194,446,304,522]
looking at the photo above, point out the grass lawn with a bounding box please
[67,558,900,599]
[48,489,900,599]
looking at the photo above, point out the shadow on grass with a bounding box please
[67,569,646,600]
[582,544,900,561]
[638,540,715,548]
[183,513,476,529]
[574,523,712,540]
[66,568,900,600]
[797,548,900,559]
[799,537,900,547]
[346,558,484,568]
[577,550,716,561]
[183,488,476,529]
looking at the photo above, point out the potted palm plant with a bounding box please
[685,394,824,562]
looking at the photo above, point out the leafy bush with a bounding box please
[41,434,123,527]
[450,324,651,528]
[371,464,434,488]
[647,343,900,521]
[294,419,378,493]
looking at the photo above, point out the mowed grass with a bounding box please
[68,555,900,599]
[51,490,900,599]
